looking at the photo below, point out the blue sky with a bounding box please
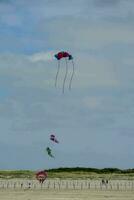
[0,0,134,170]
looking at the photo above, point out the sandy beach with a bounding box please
[0,189,134,200]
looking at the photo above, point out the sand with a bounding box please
[0,189,134,200]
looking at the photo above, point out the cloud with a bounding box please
[0,0,134,54]
[28,51,55,62]
[39,17,134,52]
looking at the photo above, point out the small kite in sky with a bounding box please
[46,147,55,158]
[54,51,74,93]
[50,134,59,143]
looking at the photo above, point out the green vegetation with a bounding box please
[49,167,134,173]
[0,170,34,179]
[0,168,134,179]
[47,168,134,180]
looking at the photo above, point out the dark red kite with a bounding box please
[55,51,73,60]
[36,170,47,184]
[54,51,74,93]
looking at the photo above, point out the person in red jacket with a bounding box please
[36,170,47,184]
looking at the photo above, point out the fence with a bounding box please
[0,179,134,191]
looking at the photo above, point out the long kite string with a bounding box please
[55,60,60,88]
[62,58,68,93]
[69,59,75,90]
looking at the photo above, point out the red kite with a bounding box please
[54,51,74,93]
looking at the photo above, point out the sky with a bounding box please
[0,0,134,170]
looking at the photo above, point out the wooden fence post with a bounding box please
[117,183,119,190]
[7,182,9,189]
[73,182,75,190]
[14,183,16,189]
[21,183,23,189]
[54,181,56,189]
[66,181,68,189]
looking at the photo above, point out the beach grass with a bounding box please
[0,168,134,180]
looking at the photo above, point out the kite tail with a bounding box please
[62,58,68,93]
[69,60,75,90]
[55,60,60,88]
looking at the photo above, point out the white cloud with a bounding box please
[0,52,119,91]
[74,54,119,89]
[28,51,55,62]
[39,18,134,51]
